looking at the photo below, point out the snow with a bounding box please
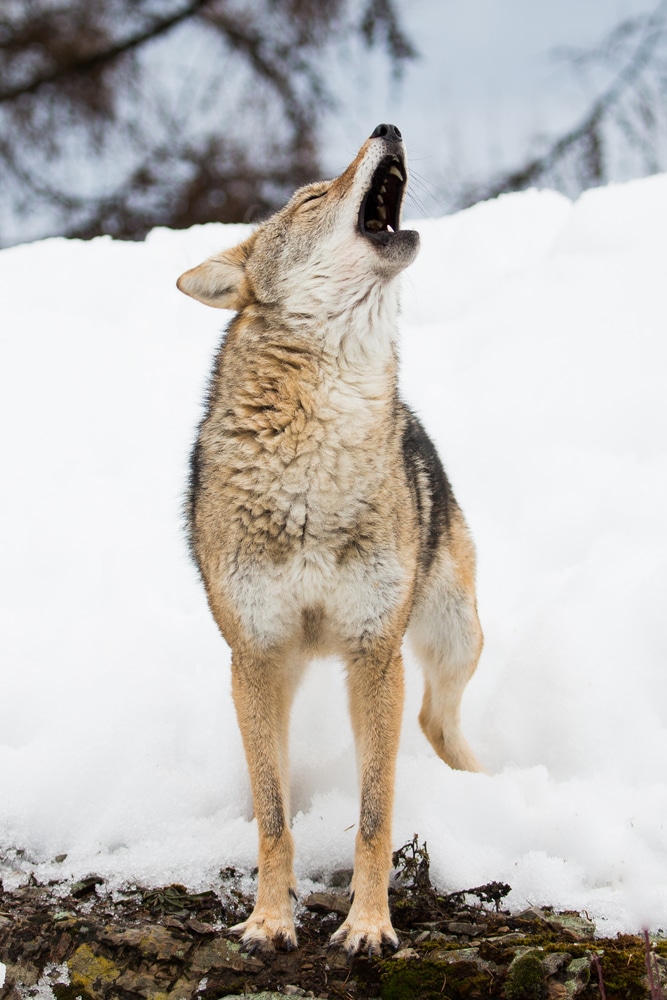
[1,176,666,937]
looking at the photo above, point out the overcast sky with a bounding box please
[324,0,658,211]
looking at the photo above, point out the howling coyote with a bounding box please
[177,123,483,956]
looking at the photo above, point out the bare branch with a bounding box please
[0,0,212,103]
[0,0,415,245]
[454,0,667,208]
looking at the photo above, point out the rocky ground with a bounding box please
[1,838,665,1000]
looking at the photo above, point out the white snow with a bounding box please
[1,177,666,937]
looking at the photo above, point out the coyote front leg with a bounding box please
[330,649,405,955]
[229,650,298,951]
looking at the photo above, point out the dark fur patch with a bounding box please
[302,605,324,647]
[401,407,456,574]
[260,779,286,840]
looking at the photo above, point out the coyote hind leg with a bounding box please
[409,526,484,773]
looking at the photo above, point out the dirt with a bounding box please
[1,839,665,1000]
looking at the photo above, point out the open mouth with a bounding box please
[359,155,406,242]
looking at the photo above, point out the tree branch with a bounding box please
[0,0,212,103]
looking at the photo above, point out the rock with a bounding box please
[223,994,321,1000]
[393,947,420,960]
[303,891,351,917]
[52,930,74,962]
[428,944,500,978]
[188,936,263,974]
[542,951,572,976]
[186,917,217,935]
[69,875,105,899]
[68,943,121,997]
[165,976,200,1000]
[327,868,353,889]
[516,906,549,923]
[99,923,190,961]
[565,955,592,992]
[3,960,40,989]
[447,920,488,936]
[439,947,482,963]
[429,929,454,943]
[548,912,596,941]
[116,968,167,995]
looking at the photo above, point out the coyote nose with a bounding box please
[370,123,402,142]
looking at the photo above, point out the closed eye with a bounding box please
[300,191,326,208]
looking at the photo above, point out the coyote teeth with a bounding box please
[389,165,404,181]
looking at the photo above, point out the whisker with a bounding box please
[406,168,452,217]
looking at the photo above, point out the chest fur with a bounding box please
[198,339,399,560]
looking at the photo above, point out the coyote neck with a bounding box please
[229,280,402,419]
[202,307,401,553]
[218,311,399,453]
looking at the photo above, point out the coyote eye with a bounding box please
[300,191,326,208]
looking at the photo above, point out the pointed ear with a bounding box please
[176,234,255,310]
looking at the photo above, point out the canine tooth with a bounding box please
[387,224,395,233]
[378,205,387,220]
[389,165,404,181]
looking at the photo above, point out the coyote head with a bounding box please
[177,124,419,317]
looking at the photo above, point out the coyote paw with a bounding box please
[329,911,399,957]
[230,911,297,953]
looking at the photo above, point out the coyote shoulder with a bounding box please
[177,123,483,956]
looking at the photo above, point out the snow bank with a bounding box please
[1,177,666,936]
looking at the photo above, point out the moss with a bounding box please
[594,935,651,1000]
[477,939,517,965]
[419,937,476,953]
[53,987,95,1000]
[66,943,120,999]
[503,951,546,1000]
[380,958,492,1000]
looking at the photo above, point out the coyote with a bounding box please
[177,123,483,956]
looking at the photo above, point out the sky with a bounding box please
[323,0,659,209]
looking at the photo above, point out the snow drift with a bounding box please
[1,175,666,936]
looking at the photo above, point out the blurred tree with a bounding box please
[451,0,667,209]
[0,0,415,245]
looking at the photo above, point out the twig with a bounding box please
[644,929,666,1000]
[592,954,607,1000]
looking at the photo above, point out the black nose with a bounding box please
[370,123,402,142]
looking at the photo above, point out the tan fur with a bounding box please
[177,126,483,955]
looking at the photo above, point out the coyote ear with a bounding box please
[176,235,255,310]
